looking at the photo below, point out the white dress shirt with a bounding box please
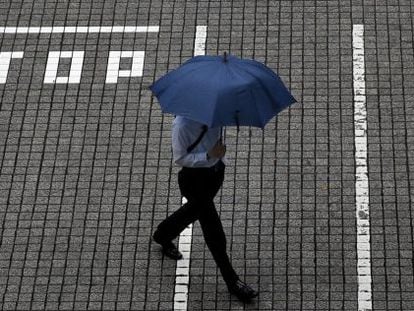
[172,116,225,168]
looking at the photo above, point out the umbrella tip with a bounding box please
[235,110,240,131]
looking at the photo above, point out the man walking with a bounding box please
[153,116,258,302]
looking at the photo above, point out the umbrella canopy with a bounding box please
[150,53,297,129]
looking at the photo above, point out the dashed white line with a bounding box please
[174,199,193,311]
[353,24,372,311]
[173,25,207,311]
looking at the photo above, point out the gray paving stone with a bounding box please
[0,0,413,310]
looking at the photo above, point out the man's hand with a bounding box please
[208,140,226,159]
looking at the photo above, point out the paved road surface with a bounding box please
[0,1,413,310]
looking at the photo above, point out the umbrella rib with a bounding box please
[209,65,226,128]
[151,62,214,95]
[232,63,277,127]
[221,63,259,127]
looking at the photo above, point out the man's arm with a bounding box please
[174,151,210,167]
[172,122,211,167]
[174,140,226,167]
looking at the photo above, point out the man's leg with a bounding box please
[153,168,200,247]
[153,200,199,244]
[198,200,239,285]
[154,164,258,300]
[199,166,258,301]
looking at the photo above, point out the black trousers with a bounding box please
[155,160,238,285]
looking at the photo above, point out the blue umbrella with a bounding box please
[150,53,296,130]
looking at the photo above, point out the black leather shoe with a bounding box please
[227,279,258,302]
[161,243,183,260]
[153,231,183,260]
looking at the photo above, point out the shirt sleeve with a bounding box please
[172,121,211,168]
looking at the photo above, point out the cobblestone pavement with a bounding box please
[1,1,413,310]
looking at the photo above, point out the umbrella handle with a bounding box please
[220,127,226,144]
[235,110,240,132]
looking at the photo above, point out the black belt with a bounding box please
[182,160,225,172]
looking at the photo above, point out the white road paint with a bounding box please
[0,26,159,34]
[173,25,207,311]
[44,51,84,84]
[0,25,157,84]
[193,26,207,56]
[106,51,145,83]
[174,198,193,311]
[1,22,372,310]
[353,24,372,311]
[2,50,144,84]
[0,51,24,83]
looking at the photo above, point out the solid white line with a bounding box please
[0,26,159,34]
[173,25,207,311]
[193,26,207,56]
[352,24,372,311]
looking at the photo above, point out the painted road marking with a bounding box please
[353,24,372,311]
[174,197,192,311]
[0,51,24,83]
[173,25,207,311]
[0,26,159,34]
[193,26,207,56]
[1,50,146,84]
[44,51,85,84]
[174,198,193,311]
[106,51,145,83]
[0,25,158,84]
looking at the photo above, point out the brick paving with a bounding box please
[0,1,413,310]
